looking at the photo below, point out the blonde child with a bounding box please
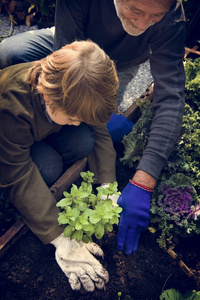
[0,40,118,292]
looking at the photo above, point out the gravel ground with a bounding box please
[118,61,153,113]
[0,11,153,112]
[0,12,38,39]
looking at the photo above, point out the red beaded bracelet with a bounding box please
[129,179,154,193]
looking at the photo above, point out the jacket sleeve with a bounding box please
[137,16,186,180]
[87,125,116,184]
[0,108,64,244]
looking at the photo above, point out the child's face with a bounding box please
[44,95,81,126]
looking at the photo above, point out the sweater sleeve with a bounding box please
[54,0,86,50]
[137,17,186,179]
[87,125,116,184]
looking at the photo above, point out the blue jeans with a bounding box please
[31,123,94,186]
[0,27,55,67]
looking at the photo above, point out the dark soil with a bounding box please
[1,145,200,300]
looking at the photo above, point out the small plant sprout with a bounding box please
[118,292,122,300]
[56,171,122,243]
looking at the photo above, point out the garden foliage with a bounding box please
[160,288,200,300]
[56,171,122,243]
[121,57,200,250]
[30,0,55,17]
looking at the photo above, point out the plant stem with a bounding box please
[167,248,193,277]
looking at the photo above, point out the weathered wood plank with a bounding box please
[50,157,88,200]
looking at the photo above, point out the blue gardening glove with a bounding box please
[117,183,152,255]
[107,113,133,144]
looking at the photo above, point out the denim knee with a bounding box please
[30,141,63,186]
[68,125,95,161]
[45,124,95,165]
[0,27,54,68]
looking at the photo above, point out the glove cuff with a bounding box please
[101,183,109,188]
[129,179,154,193]
[50,232,66,248]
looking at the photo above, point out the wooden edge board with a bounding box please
[184,46,200,58]
[0,157,88,259]
[0,219,28,258]
[50,157,88,200]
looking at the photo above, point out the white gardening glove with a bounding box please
[50,233,109,292]
[101,183,119,204]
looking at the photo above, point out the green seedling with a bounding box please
[56,171,122,243]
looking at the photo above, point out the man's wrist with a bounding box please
[129,179,154,192]
[132,170,157,190]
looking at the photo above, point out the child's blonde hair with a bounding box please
[28,40,119,126]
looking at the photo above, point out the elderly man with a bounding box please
[0,0,186,292]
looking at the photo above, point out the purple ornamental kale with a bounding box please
[159,185,194,220]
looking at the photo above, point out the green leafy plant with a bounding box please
[160,288,200,300]
[56,171,122,243]
[121,97,153,167]
[30,0,56,17]
[184,57,200,110]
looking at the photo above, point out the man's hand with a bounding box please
[117,182,152,255]
[51,234,109,292]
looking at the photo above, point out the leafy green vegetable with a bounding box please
[184,57,200,111]
[121,98,153,167]
[160,289,200,300]
[160,288,182,300]
[56,171,122,243]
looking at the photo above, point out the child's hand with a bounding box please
[107,113,134,144]
[51,233,109,291]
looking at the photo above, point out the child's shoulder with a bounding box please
[0,62,35,92]
[0,62,34,80]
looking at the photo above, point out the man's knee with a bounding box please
[0,27,54,69]
[0,38,19,68]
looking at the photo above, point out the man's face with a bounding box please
[114,0,172,36]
